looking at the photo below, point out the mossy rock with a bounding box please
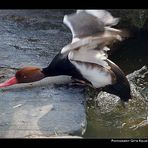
[108,9,148,30]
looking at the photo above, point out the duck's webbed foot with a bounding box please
[70,77,93,87]
[70,78,86,86]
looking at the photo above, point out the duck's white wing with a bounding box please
[77,10,119,26]
[70,59,116,88]
[63,10,105,40]
[61,10,130,89]
[68,45,110,68]
[62,10,123,54]
[61,33,121,54]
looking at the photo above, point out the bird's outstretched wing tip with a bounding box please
[61,45,69,54]
[112,17,120,26]
[77,9,120,26]
[63,15,68,24]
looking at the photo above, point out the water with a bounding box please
[84,66,148,138]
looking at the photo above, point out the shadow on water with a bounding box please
[84,29,148,138]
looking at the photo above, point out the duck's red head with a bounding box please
[0,67,45,88]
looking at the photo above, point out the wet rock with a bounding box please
[94,66,148,114]
[0,10,86,138]
[0,82,86,138]
[108,10,144,28]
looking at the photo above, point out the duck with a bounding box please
[0,10,131,102]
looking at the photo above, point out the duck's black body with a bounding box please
[43,53,83,79]
[42,52,131,102]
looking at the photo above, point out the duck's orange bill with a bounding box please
[0,76,18,88]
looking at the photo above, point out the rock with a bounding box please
[107,9,148,29]
[0,82,86,138]
[0,10,86,138]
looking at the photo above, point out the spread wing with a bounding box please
[63,10,105,39]
[59,10,130,90]
[76,10,119,26]
[61,9,125,54]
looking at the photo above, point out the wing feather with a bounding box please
[62,10,124,54]
[62,9,128,75]
[77,10,119,26]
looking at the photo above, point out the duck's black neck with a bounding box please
[42,52,84,80]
